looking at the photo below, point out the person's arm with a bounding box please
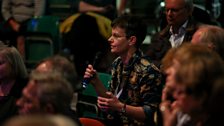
[83,64,108,97]
[97,92,146,121]
[117,0,127,16]
[34,0,46,17]
[78,1,105,13]
[123,104,146,121]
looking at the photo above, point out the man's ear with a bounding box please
[128,36,137,46]
[44,103,55,114]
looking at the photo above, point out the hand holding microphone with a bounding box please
[82,52,102,89]
[82,65,97,89]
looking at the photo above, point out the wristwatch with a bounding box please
[121,103,126,114]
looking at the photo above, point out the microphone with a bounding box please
[82,52,103,89]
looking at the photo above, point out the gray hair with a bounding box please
[30,70,74,113]
[0,45,28,78]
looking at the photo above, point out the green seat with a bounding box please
[77,72,111,118]
[82,72,111,97]
[25,16,61,69]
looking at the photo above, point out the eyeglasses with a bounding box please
[110,33,127,40]
[165,7,186,14]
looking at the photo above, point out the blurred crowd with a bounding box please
[0,0,224,126]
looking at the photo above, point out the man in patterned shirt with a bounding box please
[83,15,163,126]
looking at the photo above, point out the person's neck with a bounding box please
[0,79,15,96]
[120,48,137,65]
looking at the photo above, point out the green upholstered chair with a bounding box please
[25,16,61,69]
[77,72,111,118]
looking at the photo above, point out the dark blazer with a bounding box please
[145,17,200,68]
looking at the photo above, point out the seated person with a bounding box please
[16,70,82,126]
[3,114,79,126]
[160,43,224,126]
[0,44,28,125]
[83,15,163,126]
[145,0,199,68]
[191,24,224,60]
[35,55,82,111]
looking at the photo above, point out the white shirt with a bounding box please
[169,20,188,48]
[176,111,191,126]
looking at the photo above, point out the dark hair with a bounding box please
[111,15,147,48]
[35,55,81,91]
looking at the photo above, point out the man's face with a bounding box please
[16,80,42,115]
[165,0,191,28]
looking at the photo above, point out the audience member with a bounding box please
[1,0,46,57]
[159,47,191,126]
[191,24,224,60]
[160,43,224,126]
[35,55,82,111]
[35,55,81,92]
[0,44,28,125]
[83,15,163,126]
[16,70,82,126]
[3,114,79,126]
[146,0,199,68]
[3,115,56,126]
[207,77,224,126]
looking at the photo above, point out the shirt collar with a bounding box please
[170,20,189,35]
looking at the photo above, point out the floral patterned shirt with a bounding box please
[106,50,163,126]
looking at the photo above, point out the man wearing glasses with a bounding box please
[146,0,200,68]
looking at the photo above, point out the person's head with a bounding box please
[35,55,80,91]
[0,45,27,80]
[3,114,79,126]
[191,24,224,60]
[16,70,74,115]
[108,15,147,54]
[163,43,224,117]
[3,115,56,126]
[165,0,193,28]
[49,115,79,126]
